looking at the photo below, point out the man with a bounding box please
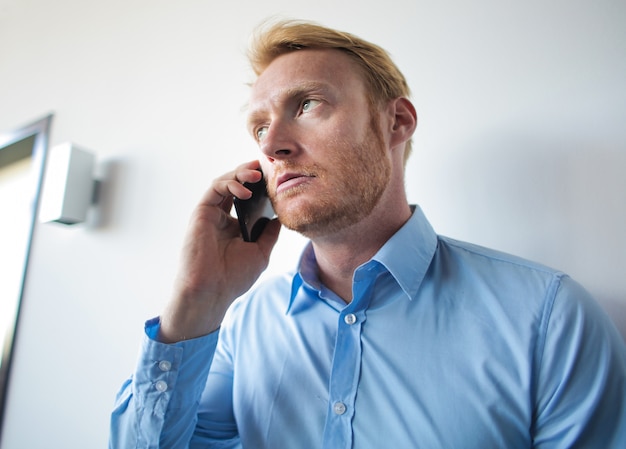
[110,20,626,448]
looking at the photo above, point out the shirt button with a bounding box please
[333,401,347,415]
[344,313,357,325]
[155,380,168,392]
[158,360,172,372]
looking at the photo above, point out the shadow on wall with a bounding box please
[444,133,626,340]
[86,158,124,230]
[602,298,626,342]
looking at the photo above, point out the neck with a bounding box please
[311,199,412,303]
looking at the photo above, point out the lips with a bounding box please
[275,171,313,195]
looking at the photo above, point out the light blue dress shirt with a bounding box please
[110,206,626,448]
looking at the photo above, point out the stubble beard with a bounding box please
[270,114,392,239]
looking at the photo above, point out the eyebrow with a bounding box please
[246,81,331,129]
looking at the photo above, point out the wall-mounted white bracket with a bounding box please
[40,142,96,225]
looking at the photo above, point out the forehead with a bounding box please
[248,48,366,109]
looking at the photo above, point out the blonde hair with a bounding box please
[248,19,413,162]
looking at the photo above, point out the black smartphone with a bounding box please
[233,174,275,242]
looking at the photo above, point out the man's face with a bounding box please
[247,49,391,238]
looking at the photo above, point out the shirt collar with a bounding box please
[287,205,438,313]
[371,205,438,300]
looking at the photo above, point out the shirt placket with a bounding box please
[321,262,382,448]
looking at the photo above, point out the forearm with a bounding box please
[110,162,281,447]
[109,318,219,448]
[158,292,230,343]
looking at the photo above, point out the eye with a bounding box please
[301,99,321,113]
[256,126,269,141]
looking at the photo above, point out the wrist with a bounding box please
[157,294,229,343]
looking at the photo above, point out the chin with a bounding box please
[277,198,370,239]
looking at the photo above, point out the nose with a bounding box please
[259,120,297,162]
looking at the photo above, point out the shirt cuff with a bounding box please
[132,317,219,414]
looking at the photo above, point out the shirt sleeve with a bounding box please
[532,275,626,448]
[109,317,236,449]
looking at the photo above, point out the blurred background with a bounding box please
[0,0,624,447]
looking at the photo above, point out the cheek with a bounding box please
[317,124,362,164]
[313,111,366,146]
[325,116,377,164]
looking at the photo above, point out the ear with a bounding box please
[387,97,417,149]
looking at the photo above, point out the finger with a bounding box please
[235,164,264,185]
[199,161,263,209]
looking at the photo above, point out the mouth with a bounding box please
[275,171,314,195]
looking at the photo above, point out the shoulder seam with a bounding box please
[439,235,564,277]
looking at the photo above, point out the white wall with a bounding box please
[0,0,624,447]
